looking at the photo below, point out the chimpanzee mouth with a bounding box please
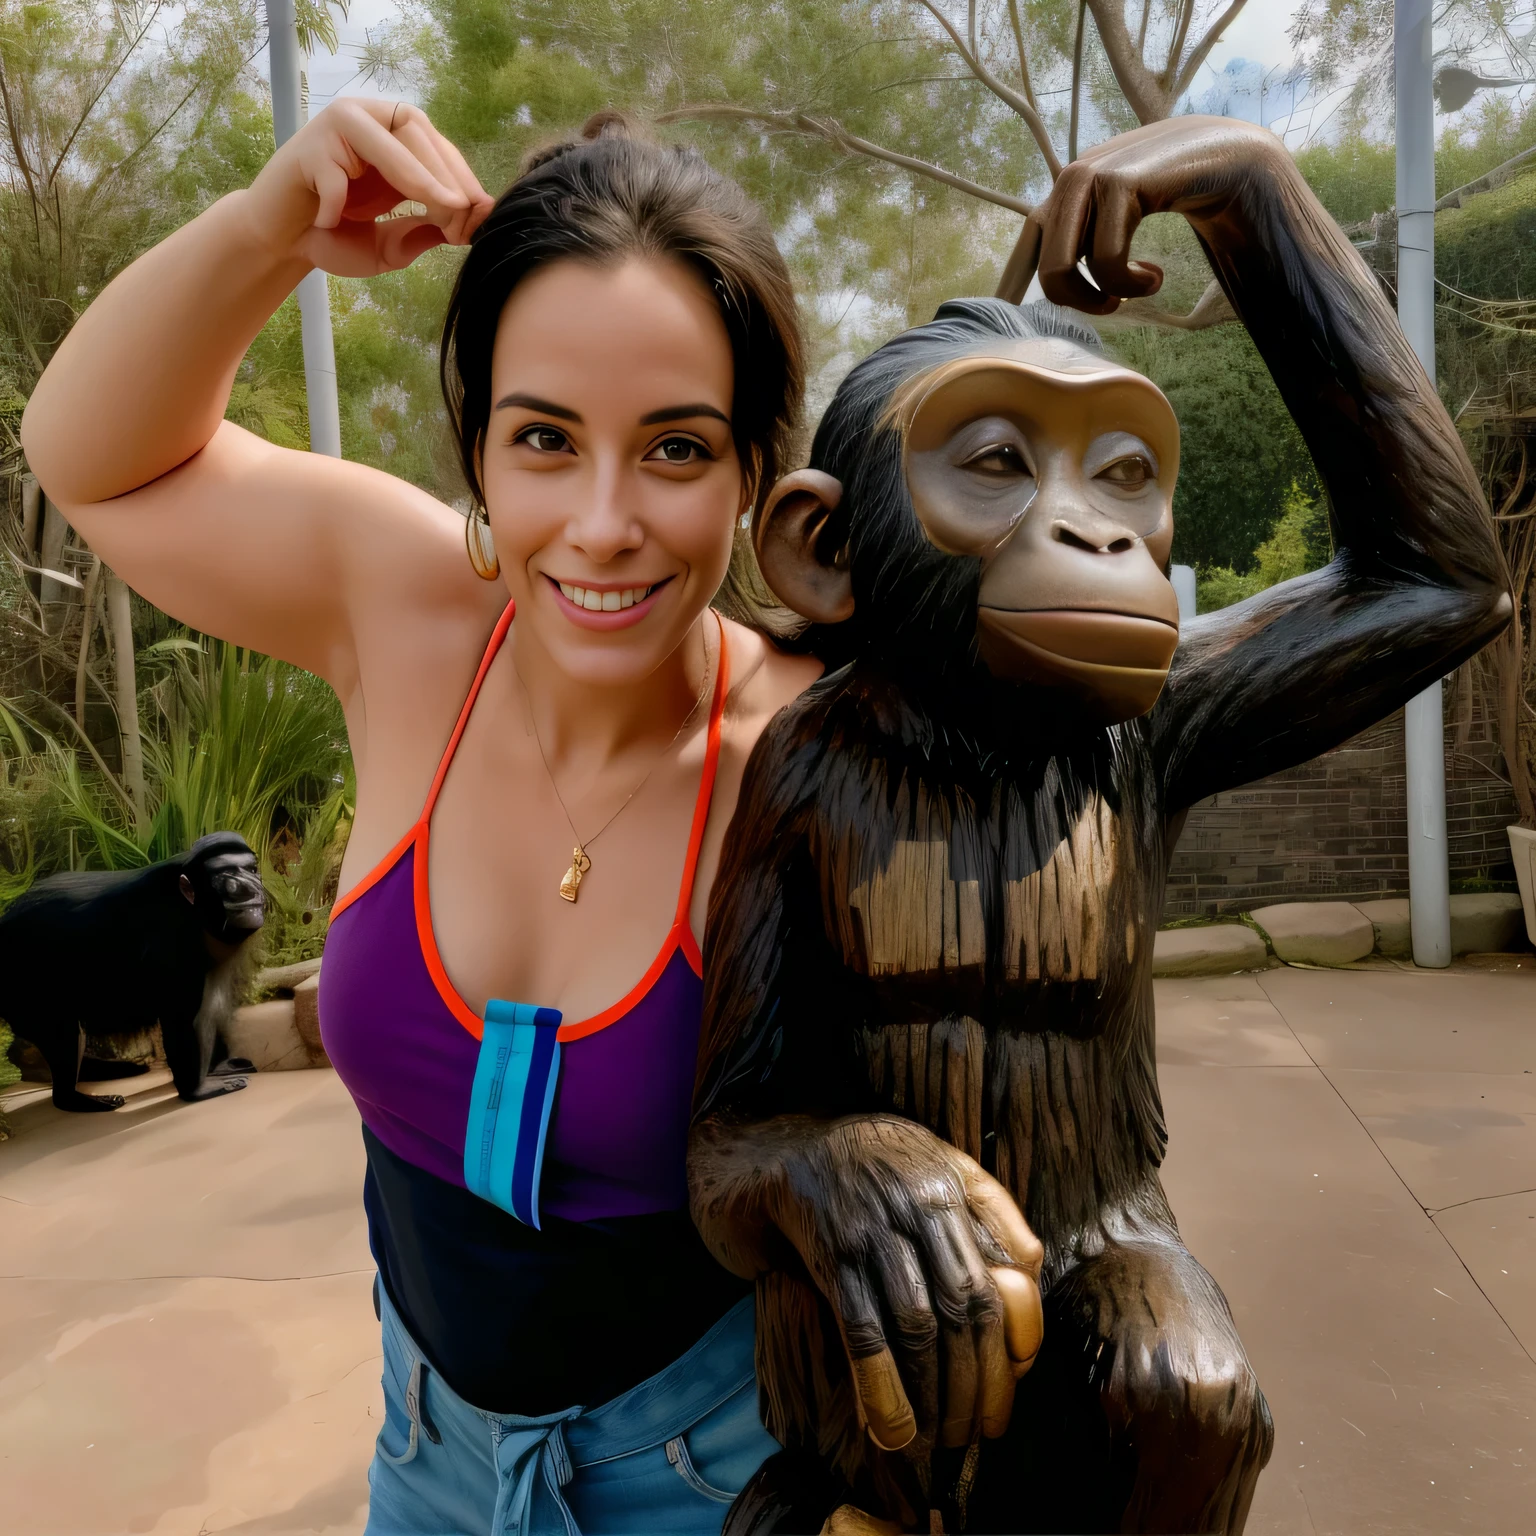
[223,903,266,931]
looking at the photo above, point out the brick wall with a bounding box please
[1163,671,1520,917]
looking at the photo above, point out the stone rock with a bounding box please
[292,974,329,1065]
[225,999,315,1073]
[1449,892,1527,955]
[1152,924,1269,977]
[1353,898,1410,958]
[1249,902,1375,966]
[257,956,324,996]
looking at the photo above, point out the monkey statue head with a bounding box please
[177,832,265,947]
[755,298,1180,726]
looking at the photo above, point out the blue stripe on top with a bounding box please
[464,1000,563,1229]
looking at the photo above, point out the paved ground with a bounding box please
[1,960,1533,1535]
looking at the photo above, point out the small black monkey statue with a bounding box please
[0,831,265,1112]
[691,119,1512,1535]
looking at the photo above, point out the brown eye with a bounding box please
[1097,455,1153,489]
[962,444,1030,477]
[515,425,572,455]
[646,437,710,465]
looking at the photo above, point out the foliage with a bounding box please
[0,636,354,956]
[1195,481,1331,613]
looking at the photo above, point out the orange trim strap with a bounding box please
[330,603,731,1045]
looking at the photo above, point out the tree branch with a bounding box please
[1085,0,1168,123]
[1101,277,1237,331]
[1069,1,1087,163]
[1164,0,1196,89]
[911,0,1062,177]
[655,104,1034,215]
[1171,0,1249,102]
[1005,0,1038,112]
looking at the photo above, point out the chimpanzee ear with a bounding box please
[753,470,854,624]
[178,873,197,906]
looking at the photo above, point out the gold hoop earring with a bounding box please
[466,508,500,581]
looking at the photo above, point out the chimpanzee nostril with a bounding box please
[1056,526,1100,553]
[1107,537,1135,554]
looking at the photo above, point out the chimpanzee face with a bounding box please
[896,337,1179,722]
[755,326,1181,726]
[179,844,265,945]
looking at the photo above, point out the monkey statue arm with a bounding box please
[1025,116,1511,811]
[692,698,1044,1463]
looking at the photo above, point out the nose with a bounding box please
[565,457,645,564]
[1050,502,1142,555]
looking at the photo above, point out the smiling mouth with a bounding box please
[551,577,670,613]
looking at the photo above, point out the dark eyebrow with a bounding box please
[639,403,731,427]
[494,393,583,422]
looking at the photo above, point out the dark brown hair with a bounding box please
[441,111,805,631]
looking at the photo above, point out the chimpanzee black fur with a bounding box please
[0,831,265,1112]
[691,122,1512,1534]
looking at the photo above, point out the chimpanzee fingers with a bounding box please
[976,1300,1017,1438]
[1034,166,1119,316]
[1087,176,1164,300]
[834,1263,917,1451]
[957,1154,1044,1279]
[991,1264,1044,1378]
[873,1232,940,1450]
[916,1212,999,1448]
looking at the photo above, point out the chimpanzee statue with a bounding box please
[0,831,265,1112]
[690,119,1511,1535]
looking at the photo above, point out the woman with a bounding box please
[21,100,821,1532]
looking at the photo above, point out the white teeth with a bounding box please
[556,581,657,611]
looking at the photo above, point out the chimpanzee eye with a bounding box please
[514,425,573,455]
[961,444,1030,477]
[1097,455,1154,489]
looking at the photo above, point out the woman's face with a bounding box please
[481,256,744,687]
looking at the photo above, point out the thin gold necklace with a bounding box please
[515,624,715,903]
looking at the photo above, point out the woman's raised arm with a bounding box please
[19,99,493,682]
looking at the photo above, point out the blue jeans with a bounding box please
[366,1281,779,1535]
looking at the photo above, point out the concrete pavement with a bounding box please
[2,960,1533,1533]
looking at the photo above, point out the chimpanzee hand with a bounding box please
[1018,115,1295,316]
[690,1113,1044,1453]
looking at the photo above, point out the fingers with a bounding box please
[311,160,352,233]
[991,1263,1044,1378]
[957,1154,1044,1278]
[835,1265,917,1451]
[389,102,493,242]
[319,103,469,236]
[1035,166,1116,315]
[1089,178,1163,300]
[375,215,449,271]
[873,1233,939,1450]
[976,1299,1018,1437]
[1033,163,1164,315]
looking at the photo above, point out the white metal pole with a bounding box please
[265,0,342,458]
[1396,0,1451,968]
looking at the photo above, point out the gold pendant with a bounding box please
[559,846,592,903]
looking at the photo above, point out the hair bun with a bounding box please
[517,108,648,177]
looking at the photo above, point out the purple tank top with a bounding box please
[319,601,730,1223]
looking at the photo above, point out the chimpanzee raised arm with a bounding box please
[692,119,1510,1536]
[1019,117,1511,809]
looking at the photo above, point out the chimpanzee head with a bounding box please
[754,298,1181,725]
[177,832,265,946]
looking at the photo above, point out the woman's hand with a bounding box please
[690,1113,1044,1454]
[245,98,494,277]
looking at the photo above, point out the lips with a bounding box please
[976,608,1180,723]
[546,575,673,630]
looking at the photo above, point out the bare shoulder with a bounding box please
[717,614,823,750]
